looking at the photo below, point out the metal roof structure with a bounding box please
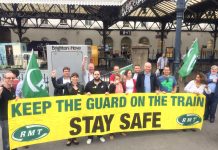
[0,0,127,6]
[0,0,217,41]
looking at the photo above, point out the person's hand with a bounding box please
[83,56,88,63]
[156,90,160,95]
[162,91,166,94]
[15,96,20,101]
[51,70,56,78]
[213,78,217,83]
[86,92,91,95]
[171,91,176,94]
[195,92,200,96]
[105,92,109,95]
[114,80,119,85]
[0,87,3,96]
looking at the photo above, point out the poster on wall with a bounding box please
[5,45,14,65]
[0,44,7,65]
[0,43,27,66]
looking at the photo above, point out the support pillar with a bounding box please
[173,0,186,80]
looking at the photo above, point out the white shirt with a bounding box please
[63,78,70,84]
[83,70,94,86]
[157,57,168,69]
[126,79,134,93]
[133,73,138,80]
[184,80,211,94]
[62,77,70,94]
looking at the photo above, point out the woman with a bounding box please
[184,72,211,131]
[109,74,126,139]
[184,72,211,95]
[51,70,84,146]
[123,70,136,93]
[109,74,124,94]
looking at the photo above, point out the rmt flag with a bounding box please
[179,39,199,78]
[22,51,48,98]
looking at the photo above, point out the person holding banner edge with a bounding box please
[85,70,108,144]
[205,65,218,123]
[184,72,211,131]
[0,71,17,150]
[51,70,85,146]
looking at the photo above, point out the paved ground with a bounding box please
[1,118,218,150]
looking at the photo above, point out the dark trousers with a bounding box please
[205,93,218,119]
[0,120,9,150]
[88,135,103,139]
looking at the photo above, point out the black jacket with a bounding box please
[52,77,84,95]
[53,77,64,96]
[85,80,108,94]
[0,86,16,120]
[136,72,157,92]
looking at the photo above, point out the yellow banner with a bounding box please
[8,93,205,149]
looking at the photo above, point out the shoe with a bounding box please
[120,132,127,136]
[191,129,196,132]
[72,138,79,145]
[24,146,29,148]
[109,135,114,140]
[210,118,215,123]
[204,117,208,120]
[66,139,72,146]
[86,138,92,145]
[182,129,187,132]
[99,137,106,143]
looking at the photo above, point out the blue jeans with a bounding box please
[0,120,10,150]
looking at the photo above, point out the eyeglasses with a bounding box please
[5,77,15,80]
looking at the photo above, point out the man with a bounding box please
[157,53,168,75]
[85,70,108,144]
[136,62,157,93]
[82,56,95,85]
[205,65,218,123]
[157,66,177,93]
[0,71,16,150]
[54,67,70,96]
[133,65,141,81]
[109,65,120,84]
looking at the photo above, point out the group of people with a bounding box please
[49,58,218,146]
[1,59,218,150]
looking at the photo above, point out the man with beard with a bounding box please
[85,70,109,144]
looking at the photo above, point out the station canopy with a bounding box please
[0,0,217,32]
[0,0,127,6]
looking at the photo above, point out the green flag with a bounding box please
[111,64,133,75]
[119,64,133,75]
[22,51,49,98]
[179,39,199,78]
